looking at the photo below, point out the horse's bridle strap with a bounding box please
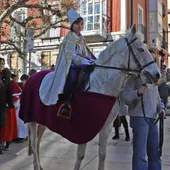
[142,61,155,69]
[93,64,139,72]
[93,37,155,73]
[125,37,155,72]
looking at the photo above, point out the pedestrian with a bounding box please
[11,73,17,82]
[112,115,121,139]
[166,68,170,81]
[50,64,55,70]
[120,73,165,170]
[11,76,28,142]
[20,74,29,87]
[28,69,37,76]
[158,73,170,108]
[0,58,15,154]
[39,8,96,119]
[112,100,130,141]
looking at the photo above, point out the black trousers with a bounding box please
[59,67,81,103]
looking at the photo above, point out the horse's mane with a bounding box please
[96,30,143,65]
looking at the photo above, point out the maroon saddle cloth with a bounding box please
[19,70,116,144]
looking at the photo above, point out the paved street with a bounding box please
[0,117,170,170]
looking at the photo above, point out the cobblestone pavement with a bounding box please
[0,117,170,170]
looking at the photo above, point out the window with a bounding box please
[88,3,93,15]
[88,16,93,30]
[80,0,101,31]
[138,5,143,25]
[41,51,56,67]
[94,3,100,14]
[42,2,60,38]
[49,15,60,37]
[10,8,27,45]
[102,0,107,15]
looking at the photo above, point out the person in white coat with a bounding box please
[11,77,28,141]
[39,9,96,119]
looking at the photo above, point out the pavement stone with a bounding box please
[0,117,170,170]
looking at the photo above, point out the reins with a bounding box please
[141,95,164,157]
[93,64,139,73]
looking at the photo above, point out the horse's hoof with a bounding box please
[40,167,43,170]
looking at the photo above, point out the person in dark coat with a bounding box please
[0,58,14,154]
[158,73,170,108]
[28,69,37,76]
[20,74,29,87]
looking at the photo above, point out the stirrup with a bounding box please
[57,103,72,119]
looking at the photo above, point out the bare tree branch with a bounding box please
[0,3,66,27]
[0,39,25,55]
[0,0,77,56]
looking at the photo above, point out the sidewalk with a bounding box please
[0,117,170,170]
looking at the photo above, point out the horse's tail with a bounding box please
[27,124,33,156]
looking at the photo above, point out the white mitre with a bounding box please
[67,8,83,27]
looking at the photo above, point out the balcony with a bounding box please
[138,24,147,43]
[82,14,108,42]
[80,0,107,42]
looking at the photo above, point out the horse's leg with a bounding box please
[98,122,113,170]
[28,122,41,170]
[98,104,118,170]
[28,125,33,155]
[74,144,87,170]
[37,125,46,170]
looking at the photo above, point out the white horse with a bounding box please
[27,25,160,170]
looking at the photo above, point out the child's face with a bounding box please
[0,60,5,72]
[72,20,84,34]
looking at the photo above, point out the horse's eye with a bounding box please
[137,48,144,52]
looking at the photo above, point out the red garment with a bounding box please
[0,108,18,142]
[11,80,22,102]
[113,115,121,127]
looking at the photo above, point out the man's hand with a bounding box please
[159,109,166,119]
[137,85,148,96]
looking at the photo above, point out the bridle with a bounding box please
[124,37,155,73]
[94,37,155,73]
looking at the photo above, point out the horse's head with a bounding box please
[124,24,160,84]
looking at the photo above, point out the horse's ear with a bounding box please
[130,24,137,36]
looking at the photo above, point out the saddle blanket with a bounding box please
[19,71,116,144]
